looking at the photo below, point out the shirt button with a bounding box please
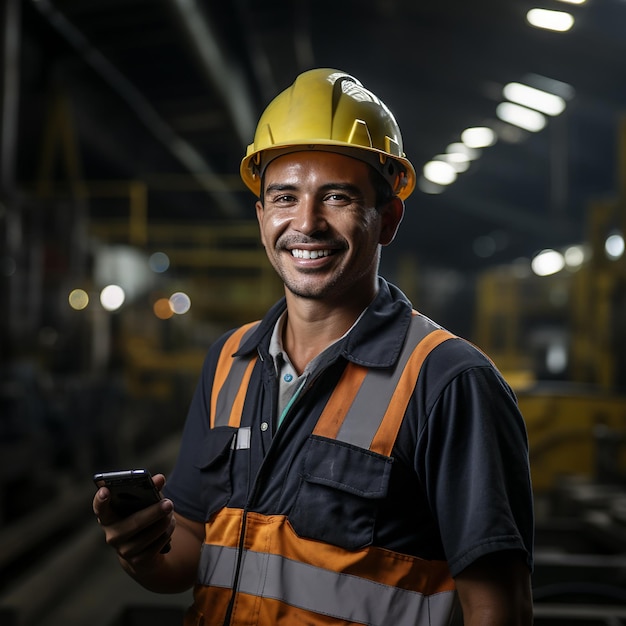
[284,373,293,382]
[261,422,269,432]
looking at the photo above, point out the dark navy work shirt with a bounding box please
[164,278,534,577]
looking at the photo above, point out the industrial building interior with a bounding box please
[1,0,626,623]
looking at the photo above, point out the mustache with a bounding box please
[276,234,346,250]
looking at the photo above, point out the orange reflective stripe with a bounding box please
[197,544,456,626]
[371,328,454,456]
[205,508,454,595]
[312,364,368,439]
[210,321,259,429]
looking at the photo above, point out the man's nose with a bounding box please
[292,197,328,234]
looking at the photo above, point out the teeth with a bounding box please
[291,249,332,259]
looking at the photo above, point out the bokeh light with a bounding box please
[68,288,89,310]
[100,284,126,311]
[169,291,191,315]
[149,251,170,273]
[605,233,624,260]
[153,297,174,319]
[531,249,565,276]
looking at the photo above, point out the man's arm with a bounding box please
[93,473,204,594]
[454,551,533,625]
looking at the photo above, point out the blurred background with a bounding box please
[1,0,626,624]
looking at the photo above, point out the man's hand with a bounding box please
[93,473,204,593]
[93,473,175,569]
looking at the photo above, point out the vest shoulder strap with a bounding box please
[210,321,260,428]
[313,312,455,456]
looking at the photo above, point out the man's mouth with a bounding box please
[290,249,334,259]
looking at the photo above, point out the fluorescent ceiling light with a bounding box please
[527,8,575,32]
[461,127,497,148]
[503,82,566,116]
[556,0,585,4]
[423,160,457,186]
[496,102,546,132]
[446,142,480,160]
[524,73,575,101]
[434,153,470,173]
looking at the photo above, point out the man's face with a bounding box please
[255,151,402,304]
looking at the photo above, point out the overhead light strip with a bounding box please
[526,8,575,32]
[503,82,567,116]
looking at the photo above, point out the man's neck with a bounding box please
[281,293,373,375]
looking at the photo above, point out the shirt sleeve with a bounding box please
[415,340,534,578]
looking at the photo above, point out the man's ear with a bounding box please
[255,199,266,248]
[379,197,405,246]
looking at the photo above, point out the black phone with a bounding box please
[93,468,163,517]
[93,468,171,553]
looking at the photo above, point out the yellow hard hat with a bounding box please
[240,68,416,200]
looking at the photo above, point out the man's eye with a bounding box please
[326,193,350,203]
[272,194,295,203]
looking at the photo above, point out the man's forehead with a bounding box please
[264,150,371,180]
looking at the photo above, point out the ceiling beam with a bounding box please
[169,0,258,146]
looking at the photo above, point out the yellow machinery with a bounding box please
[475,118,626,494]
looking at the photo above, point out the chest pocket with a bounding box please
[289,436,393,550]
[194,427,238,519]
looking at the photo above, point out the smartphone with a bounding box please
[93,469,171,553]
[93,469,163,516]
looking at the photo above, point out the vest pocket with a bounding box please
[193,426,238,518]
[289,435,393,550]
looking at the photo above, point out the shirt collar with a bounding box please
[268,310,287,365]
[235,277,414,369]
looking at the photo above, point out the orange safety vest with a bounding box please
[185,312,457,626]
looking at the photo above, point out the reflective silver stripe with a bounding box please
[214,324,259,427]
[234,426,251,450]
[335,314,439,449]
[198,544,237,588]
[199,544,455,626]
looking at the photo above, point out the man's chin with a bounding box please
[285,279,336,300]
[286,286,327,300]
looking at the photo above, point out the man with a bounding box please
[94,68,534,625]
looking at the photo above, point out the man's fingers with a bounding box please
[93,487,118,525]
[114,508,176,564]
[152,473,166,492]
[93,476,174,568]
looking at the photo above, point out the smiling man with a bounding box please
[94,69,534,625]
